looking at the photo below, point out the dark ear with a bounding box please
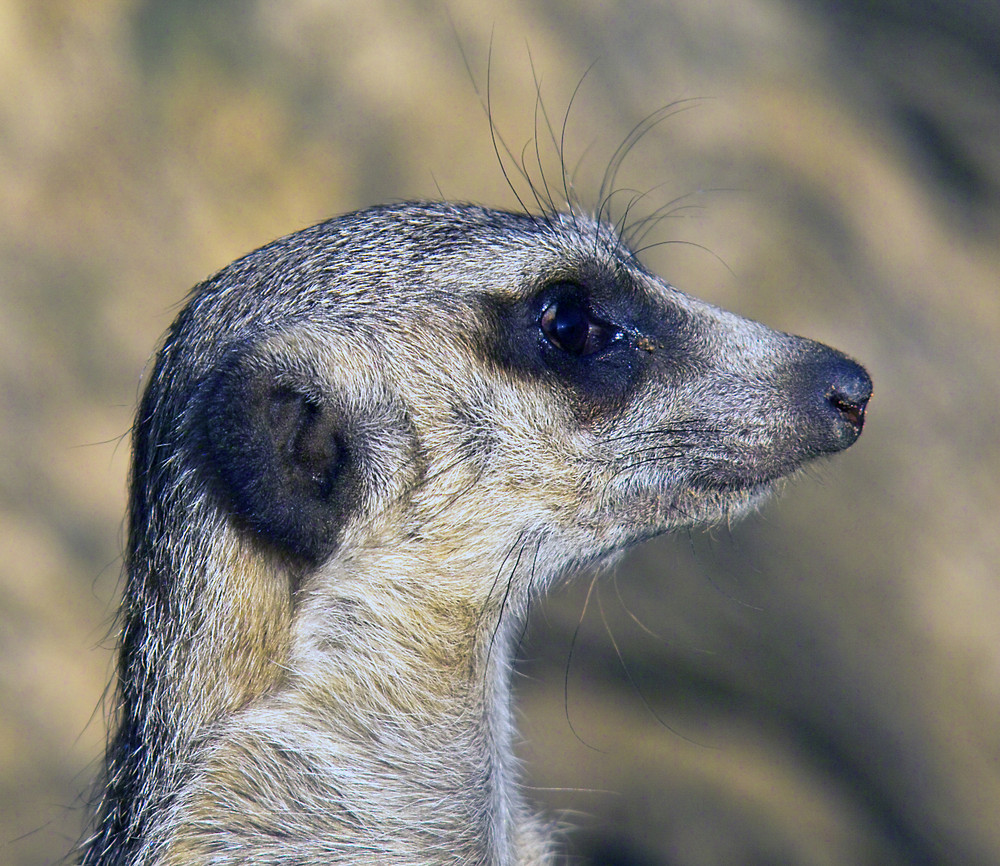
[202,351,355,565]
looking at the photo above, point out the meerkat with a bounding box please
[79,200,870,866]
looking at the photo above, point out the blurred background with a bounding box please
[2,1,998,864]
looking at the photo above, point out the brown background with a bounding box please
[2,1,999,864]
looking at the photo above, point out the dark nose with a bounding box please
[806,350,872,453]
[826,361,872,439]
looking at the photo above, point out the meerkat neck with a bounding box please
[281,548,535,862]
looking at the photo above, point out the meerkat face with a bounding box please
[185,203,869,586]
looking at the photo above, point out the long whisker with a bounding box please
[596,100,706,229]
[512,534,544,661]
[451,30,544,221]
[623,187,734,250]
[613,444,689,459]
[596,582,711,747]
[611,569,664,641]
[564,572,606,753]
[599,420,720,445]
[480,532,534,708]
[603,454,685,486]
[527,48,557,216]
[558,60,600,221]
[478,530,527,638]
[626,238,736,279]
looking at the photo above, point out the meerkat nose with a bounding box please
[823,357,872,444]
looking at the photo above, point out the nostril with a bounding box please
[825,366,873,434]
[829,391,866,430]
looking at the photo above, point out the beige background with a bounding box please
[2,1,999,864]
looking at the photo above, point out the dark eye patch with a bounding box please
[473,276,659,419]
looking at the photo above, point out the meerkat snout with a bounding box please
[81,202,871,866]
[764,342,871,463]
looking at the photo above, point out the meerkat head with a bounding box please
[88,201,869,864]
[142,202,870,613]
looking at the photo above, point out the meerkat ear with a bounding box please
[202,350,356,565]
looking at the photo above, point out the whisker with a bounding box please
[611,569,664,641]
[477,530,527,638]
[481,35,536,220]
[518,136,549,217]
[564,573,606,753]
[627,238,736,279]
[595,581,712,747]
[527,48,558,215]
[604,454,685,486]
[614,444,687,459]
[622,185,734,250]
[599,420,719,445]
[596,100,706,230]
[558,60,600,222]
[512,534,544,661]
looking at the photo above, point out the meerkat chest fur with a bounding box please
[82,202,870,866]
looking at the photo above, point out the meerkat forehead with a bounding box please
[181,202,652,338]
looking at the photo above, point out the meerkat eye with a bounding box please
[539,295,616,356]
